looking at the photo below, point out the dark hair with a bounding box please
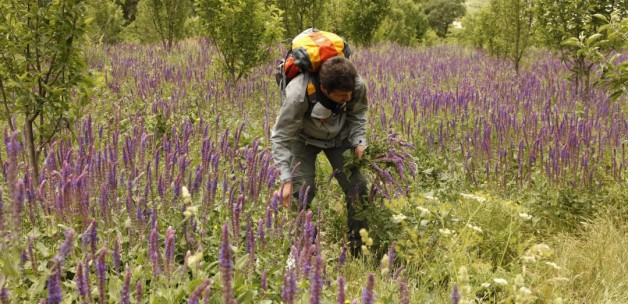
[318,56,357,92]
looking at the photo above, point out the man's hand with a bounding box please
[274,181,293,207]
[354,145,366,160]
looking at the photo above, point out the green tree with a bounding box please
[473,0,536,72]
[343,0,391,46]
[275,0,328,38]
[564,12,628,102]
[135,0,191,50]
[0,0,93,183]
[375,0,428,46]
[116,0,139,23]
[86,0,125,43]
[535,0,626,99]
[196,0,283,84]
[423,0,466,37]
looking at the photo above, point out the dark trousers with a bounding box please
[290,139,368,250]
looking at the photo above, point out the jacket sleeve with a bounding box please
[346,77,368,147]
[270,75,309,182]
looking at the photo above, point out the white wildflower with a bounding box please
[424,191,437,200]
[481,283,491,288]
[286,253,295,270]
[417,206,431,217]
[392,213,407,223]
[420,219,430,226]
[518,212,532,220]
[181,186,191,202]
[438,228,452,236]
[521,255,537,263]
[466,224,483,233]
[460,193,487,202]
[519,287,532,295]
[493,278,508,286]
[545,261,561,270]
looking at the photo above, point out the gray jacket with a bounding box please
[271,73,368,182]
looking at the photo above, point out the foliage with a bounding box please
[469,0,536,72]
[275,0,329,38]
[85,0,126,44]
[373,0,429,46]
[0,0,93,182]
[563,12,628,102]
[195,0,283,84]
[423,0,466,37]
[135,0,192,50]
[535,0,626,98]
[116,0,140,23]
[0,38,625,303]
[342,0,391,46]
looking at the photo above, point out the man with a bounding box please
[270,56,368,255]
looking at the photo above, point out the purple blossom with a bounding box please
[113,236,121,273]
[399,279,409,304]
[0,285,9,304]
[203,285,211,304]
[220,222,235,304]
[281,270,296,304]
[54,228,75,265]
[96,247,107,304]
[261,269,268,291]
[337,277,346,304]
[189,279,211,304]
[149,226,161,276]
[388,241,396,272]
[310,255,323,304]
[120,265,131,304]
[164,226,176,276]
[82,220,98,254]
[338,245,347,268]
[135,281,143,303]
[46,264,63,304]
[451,283,460,304]
[0,187,4,231]
[362,273,375,304]
[75,263,88,301]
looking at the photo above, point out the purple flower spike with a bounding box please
[54,228,75,265]
[337,277,346,304]
[399,279,409,304]
[113,236,121,273]
[310,255,323,304]
[0,187,4,231]
[46,264,63,304]
[261,269,268,291]
[135,281,143,303]
[203,285,211,304]
[164,226,176,276]
[219,222,235,304]
[1,284,9,304]
[451,283,460,304]
[362,273,375,304]
[338,245,347,268]
[75,263,88,301]
[189,279,211,304]
[96,248,108,304]
[121,265,131,304]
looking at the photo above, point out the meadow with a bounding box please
[0,39,626,303]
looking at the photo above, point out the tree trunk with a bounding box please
[24,117,40,187]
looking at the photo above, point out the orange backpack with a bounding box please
[276,28,351,95]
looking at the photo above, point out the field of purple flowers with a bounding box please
[0,39,625,303]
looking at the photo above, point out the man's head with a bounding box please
[319,56,357,104]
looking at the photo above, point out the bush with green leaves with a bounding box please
[195,0,283,84]
[85,0,126,44]
[373,0,429,46]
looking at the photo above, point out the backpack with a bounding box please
[275,28,352,100]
